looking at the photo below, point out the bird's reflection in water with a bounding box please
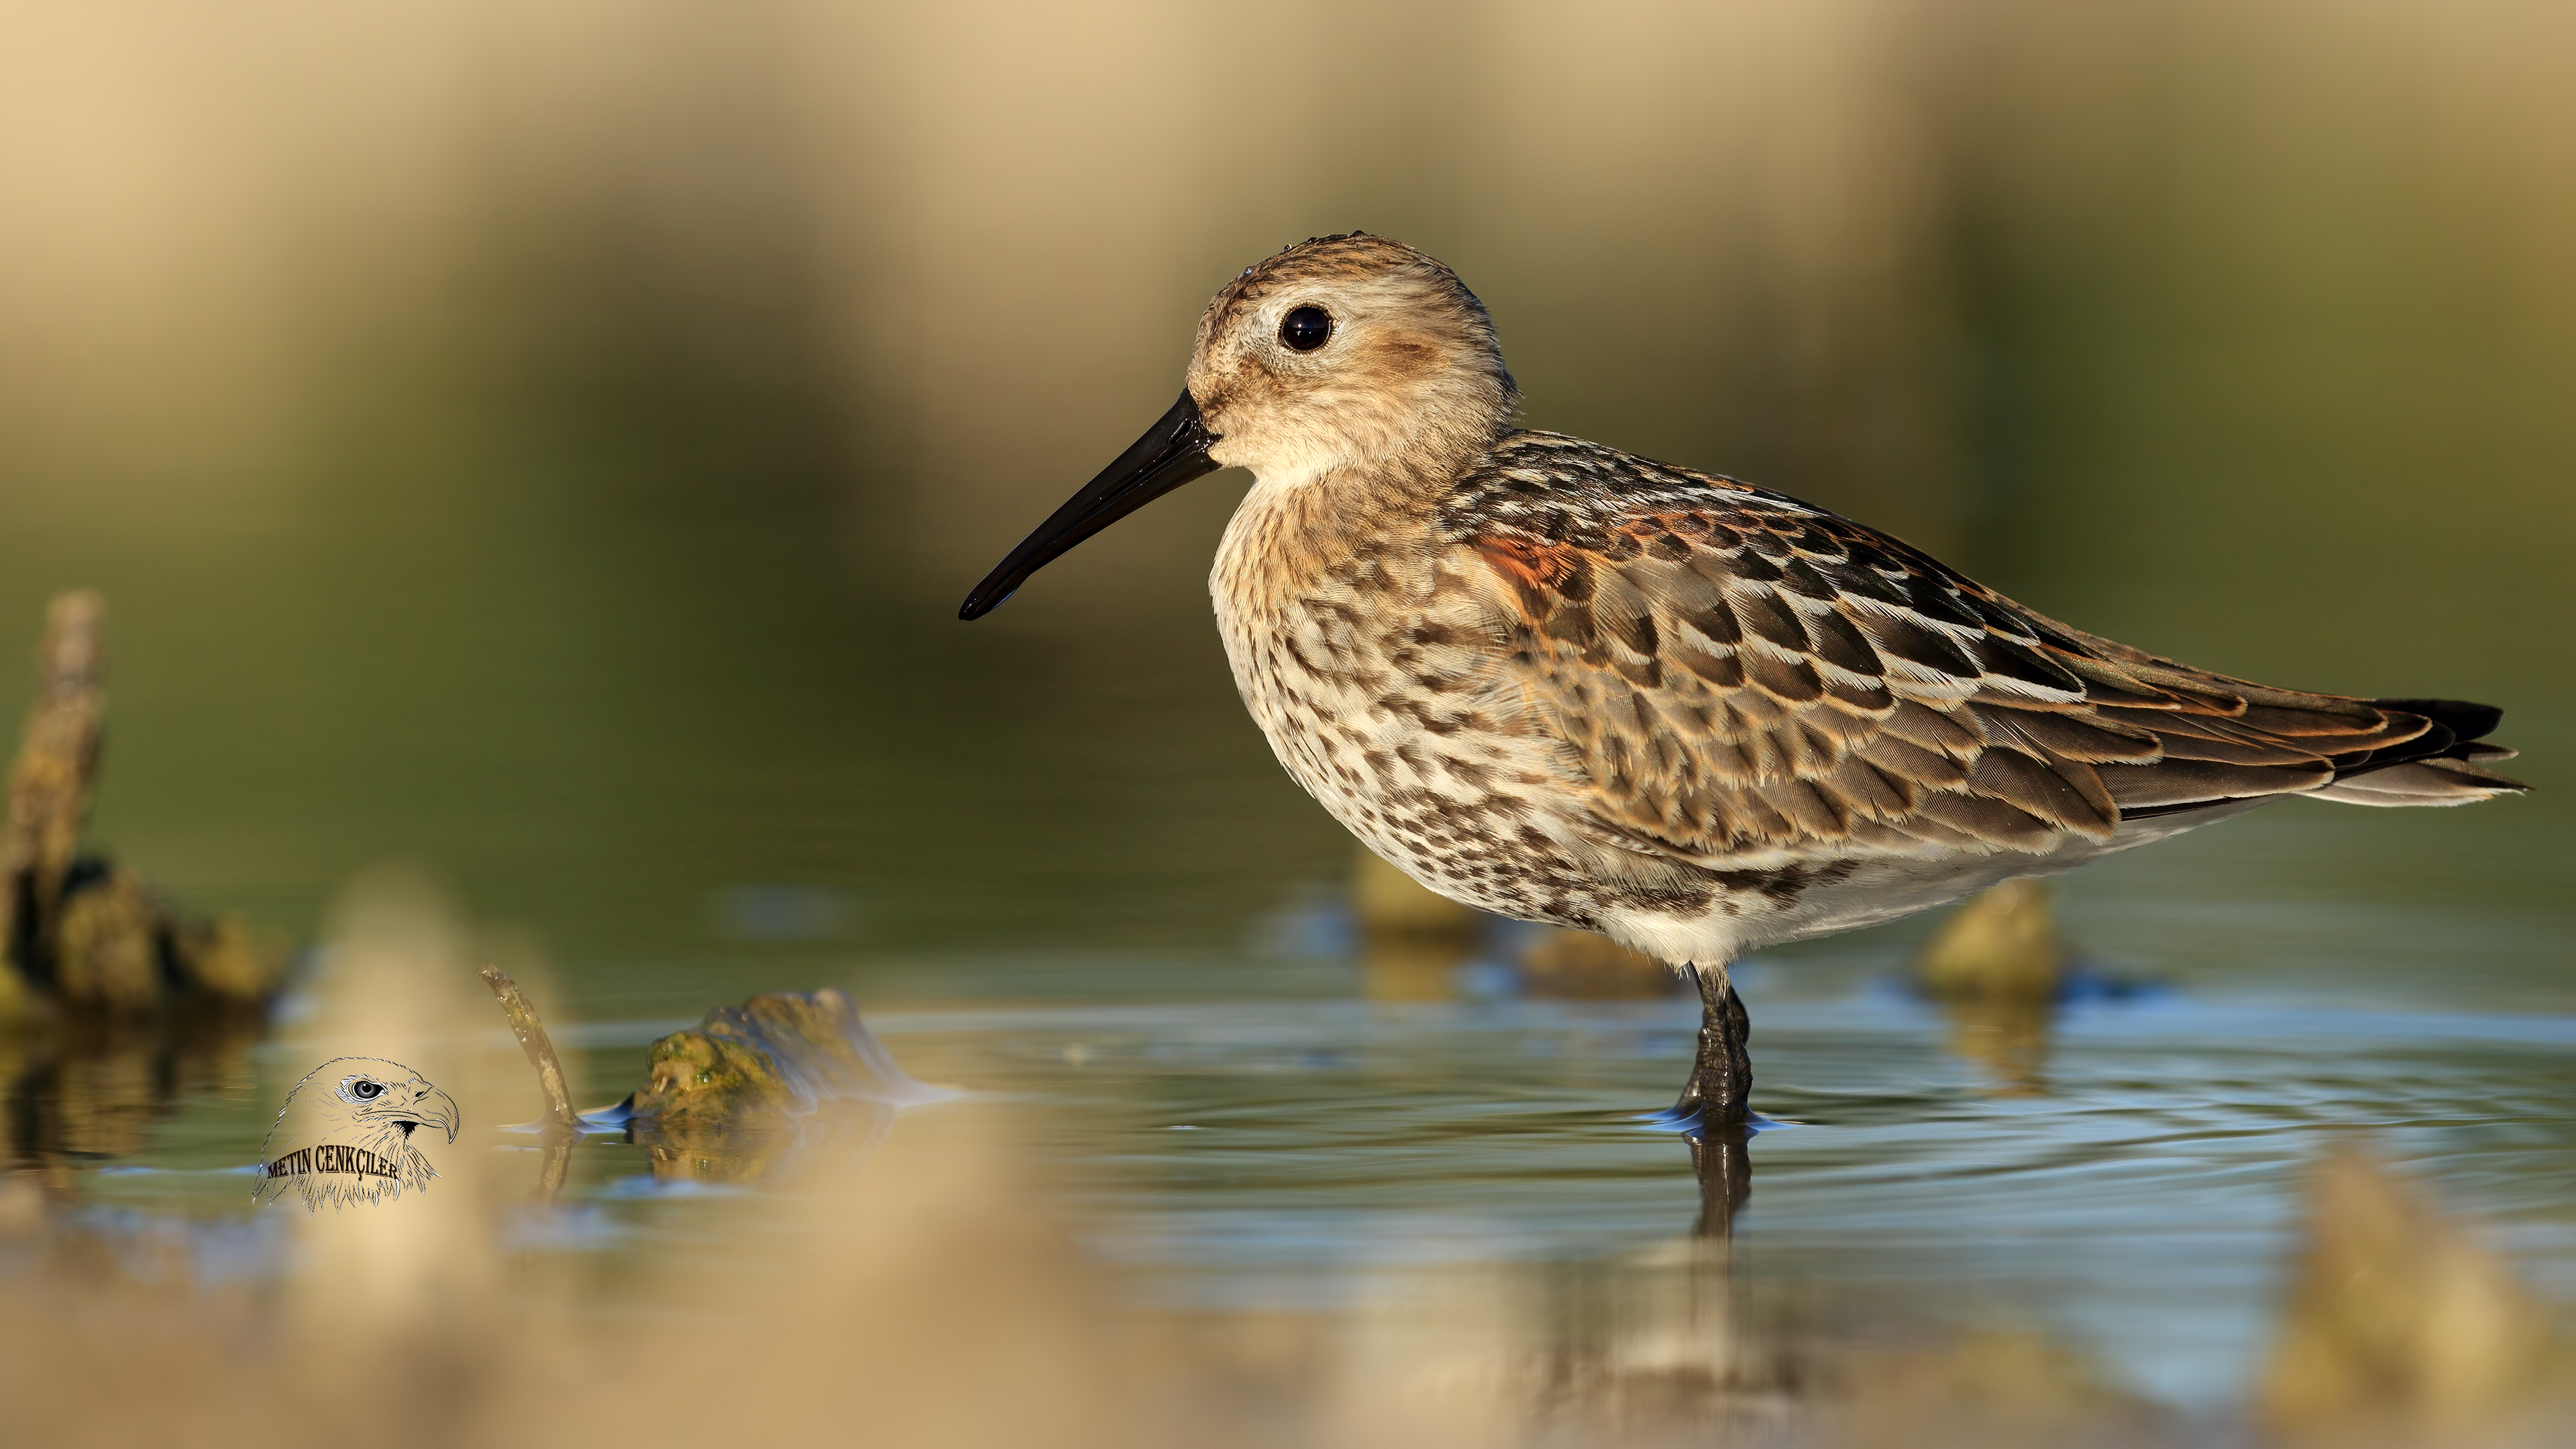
[1686,1123,1756,1242]
[1512,1122,1799,1434]
[1349,845,1756,1244]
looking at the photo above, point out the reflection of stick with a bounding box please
[478,965,578,1134]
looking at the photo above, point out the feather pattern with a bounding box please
[1442,431,2523,867]
[1160,235,2529,967]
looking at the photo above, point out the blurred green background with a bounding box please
[1,0,2567,986]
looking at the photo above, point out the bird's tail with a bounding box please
[2304,698,2527,807]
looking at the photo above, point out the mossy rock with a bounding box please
[9,859,284,1016]
[1916,878,2068,1001]
[53,865,164,1011]
[1521,928,1684,1000]
[635,1027,797,1126]
[625,989,941,1180]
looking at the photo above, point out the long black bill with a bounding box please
[958,391,1222,621]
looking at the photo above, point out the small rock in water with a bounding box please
[1518,928,1684,1000]
[2260,1143,2575,1442]
[1915,878,2068,1001]
[1351,845,1483,939]
[1354,844,1684,1000]
[1352,845,1486,1002]
[626,989,947,1182]
[1913,879,2076,1096]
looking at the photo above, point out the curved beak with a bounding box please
[959,390,1222,621]
[402,1087,461,1144]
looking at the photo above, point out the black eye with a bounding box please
[1280,306,1333,352]
[352,1080,383,1099]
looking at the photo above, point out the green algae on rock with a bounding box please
[625,989,950,1182]
[635,989,944,1122]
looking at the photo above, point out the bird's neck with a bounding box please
[1214,448,1462,615]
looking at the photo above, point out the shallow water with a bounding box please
[44,787,2576,1420]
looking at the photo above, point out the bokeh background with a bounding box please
[3,6,2573,1438]
[5,0,2567,972]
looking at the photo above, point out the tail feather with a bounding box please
[2303,696,2527,805]
[2336,696,2527,790]
[2108,695,2526,820]
[2308,757,2526,807]
[2368,697,2502,743]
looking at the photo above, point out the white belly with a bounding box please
[1599,801,2269,966]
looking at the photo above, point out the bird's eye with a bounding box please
[1280,306,1333,352]
[351,1080,384,1099]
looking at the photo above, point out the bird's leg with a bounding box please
[1670,960,1753,1125]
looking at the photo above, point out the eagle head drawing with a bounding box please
[254,1057,460,1211]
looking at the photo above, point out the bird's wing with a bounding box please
[1445,433,2521,865]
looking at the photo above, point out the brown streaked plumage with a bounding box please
[962,233,2526,1128]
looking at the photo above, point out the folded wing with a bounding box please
[1452,434,2523,866]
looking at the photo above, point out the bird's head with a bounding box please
[959,233,1515,620]
[275,1057,458,1147]
[1185,233,1517,486]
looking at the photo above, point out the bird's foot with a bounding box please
[1644,1103,1772,1134]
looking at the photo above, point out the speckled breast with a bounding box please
[1208,484,1612,931]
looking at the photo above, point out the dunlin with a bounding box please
[961,234,2524,1126]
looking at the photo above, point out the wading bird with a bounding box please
[961,234,2524,1127]
[255,1057,458,1210]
